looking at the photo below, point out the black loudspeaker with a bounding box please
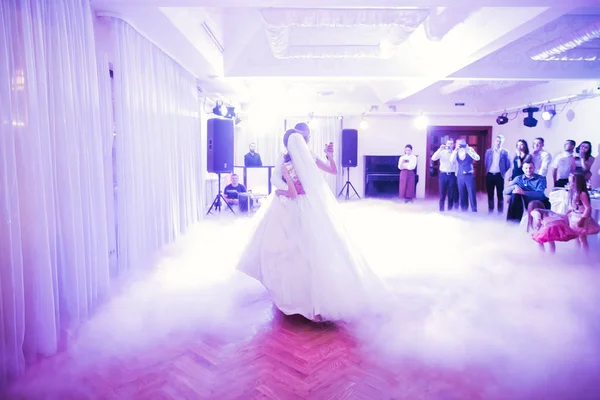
[207,118,234,173]
[341,128,358,167]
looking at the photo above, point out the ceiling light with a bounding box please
[212,101,225,116]
[359,119,368,129]
[225,106,236,118]
[496,113,508,125]
[522,106,539,128]
[541,105,556,121]
[414,114,428,130]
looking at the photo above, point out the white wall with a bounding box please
[342,115,493,198]
[494,96,600,189]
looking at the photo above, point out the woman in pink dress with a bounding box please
[567,173,600,253]
[527,200,578,253]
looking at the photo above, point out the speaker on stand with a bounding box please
[337,128,360,200]
[206,118,235,215]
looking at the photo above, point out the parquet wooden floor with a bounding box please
[5,232,600,400]
[3,295,600,400]
[4,201,600,399]
[2,298,503,400]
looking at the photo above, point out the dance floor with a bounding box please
[3,199,600,399]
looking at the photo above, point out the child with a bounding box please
[567,173,600,253]
[527,200,578,253]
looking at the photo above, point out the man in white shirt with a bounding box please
[431,138,458,211]
[551,139,576,188]
[530,137,552,177]
[484,135,511,213]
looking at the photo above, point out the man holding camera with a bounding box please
[450,139,480,212]
[431,138,458,211]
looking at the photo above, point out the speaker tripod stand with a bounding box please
[206,172,235,215]
[337,166,360,200]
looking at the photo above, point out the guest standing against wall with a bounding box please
[244,142,263,167]
[450,139,480,212]
[530,137,552,177]
[573,141,595,182]
[484,135,511,214]
[552,139,576,188]
[398,144,417,203]
[510,139,533,180]
[431,138,458,211]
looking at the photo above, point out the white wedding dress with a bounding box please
[237,133,388,322]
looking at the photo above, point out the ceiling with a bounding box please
[91,0,600,116]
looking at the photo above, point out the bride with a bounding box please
[237,128,387,322]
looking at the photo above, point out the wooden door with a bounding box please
[425,126,492,198]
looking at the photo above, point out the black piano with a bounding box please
[364,155,418,198]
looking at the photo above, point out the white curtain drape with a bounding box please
[0,0,110,388]
[97,54,119,279]
[111,18,204,273]
[286,116,342,194]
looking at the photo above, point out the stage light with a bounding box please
[225,106,236,118]
[212,101,225,116]
[496,113,508,125]
[541,105,556,121]
[522,106,539,128]
[414,114,428,130]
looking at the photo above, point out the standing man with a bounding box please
[244,142,263,167]
[551,139,576,188]
[450,139,480,212]
[530,137,552,177]
[431,138,458,211]
[484,135,511,213]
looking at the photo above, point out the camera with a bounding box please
[459,143,467,148]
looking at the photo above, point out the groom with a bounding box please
[271,122,334,192]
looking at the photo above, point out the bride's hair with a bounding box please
[283,129,299,163]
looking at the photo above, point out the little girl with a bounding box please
[567,173,600,252]
[527,200,578,253]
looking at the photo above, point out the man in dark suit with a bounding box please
[244,143,262,167]
[484,135,511,213]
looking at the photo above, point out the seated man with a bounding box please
[503,161,550,222]
[223,174,247,206]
